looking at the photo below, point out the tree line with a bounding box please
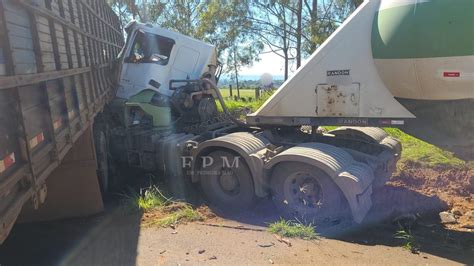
[106,0,363,87]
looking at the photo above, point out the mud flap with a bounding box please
[18,127,104,222]
[336,162,374,223]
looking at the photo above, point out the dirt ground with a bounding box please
[386,162,474,230]
[0,164,473,265]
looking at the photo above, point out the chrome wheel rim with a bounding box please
[284,172,323,212]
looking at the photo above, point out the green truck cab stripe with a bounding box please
[372,0,474,59]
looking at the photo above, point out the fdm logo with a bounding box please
[181,156,241,169]
[181,156,241,176]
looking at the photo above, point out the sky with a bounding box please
[239,51,298,79]
[240,52,285,77]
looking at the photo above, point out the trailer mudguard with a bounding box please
[329,126,401,156]
[265,143,375,223]
[328,126,401,187]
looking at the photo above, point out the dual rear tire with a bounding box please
[199,151,348,221]
[271,162,348,222]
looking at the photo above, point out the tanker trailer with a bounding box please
[373,0,474,159]
[248,0,474,159]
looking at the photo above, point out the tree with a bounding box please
[352,0,364,7]
[149,0,201,36]
[226,39,263,89]
[149,0,262,85]
[296,0,302,68]
[106,0,134,28]
[105,0,362,80]
[247,0,363,80]
[251,0,298,80]
[106,0,160,27]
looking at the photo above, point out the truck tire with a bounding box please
[200,150,256,210]
[95,130,110,194]
[271,162,348,222]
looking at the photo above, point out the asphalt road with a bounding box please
[0,199,472,265]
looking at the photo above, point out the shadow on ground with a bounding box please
[1,179,471,265]
[0,198,143,266]
[0,166,148,266]
[205,184,473,264]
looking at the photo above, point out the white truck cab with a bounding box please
[116,21,218,99]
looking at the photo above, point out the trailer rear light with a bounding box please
[443,71,460,77]
[0,153,16,174]
[391,120,404,125]
[379,119,404,126]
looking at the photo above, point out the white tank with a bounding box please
[248,0,474,159]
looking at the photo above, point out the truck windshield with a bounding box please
[126,31,175,65]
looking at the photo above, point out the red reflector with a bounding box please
[0,153,16,173]
[37,133,45,143]
[443,72,460,77]
[4,153,15,168]
[29,132,45,149]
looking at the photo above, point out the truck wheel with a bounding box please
[200,150,256,209]
[271,162,348,222]
[95,131,110,193]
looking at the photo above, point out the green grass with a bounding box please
[219,88,258,99]
[394,229,419,253]
[223,97,268,113]
[220,91,272,115]
[122,186,203,227]
[322,127,465,168]
[123,185,168,211]
[150,204,203,227]
[220,90,466,168]
[384,128,465,168]
[268,219,318,240]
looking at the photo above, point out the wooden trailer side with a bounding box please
[0,0,123,243]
